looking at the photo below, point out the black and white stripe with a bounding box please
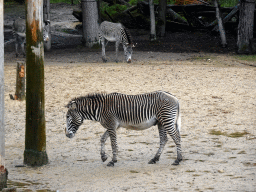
[65,91,182,166]
[99,21,135,63]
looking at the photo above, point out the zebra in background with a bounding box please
[99,21,135,63]
[13,18,50,57]
[65,91,182,167]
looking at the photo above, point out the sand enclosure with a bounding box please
[3,52,256,191]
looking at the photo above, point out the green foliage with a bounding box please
[100,2,127,18]
[50,0,80,4]
[219,0,239,7]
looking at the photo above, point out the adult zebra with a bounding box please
[65,91,182,167]
[99,21,135,63]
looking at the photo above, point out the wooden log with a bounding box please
[214,0,227,47]
[167,8,188,24]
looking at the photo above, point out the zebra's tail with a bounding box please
[176,102,181,133]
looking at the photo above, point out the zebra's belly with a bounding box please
[120,117,158,131]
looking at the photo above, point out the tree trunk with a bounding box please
[214,0,227,47]
[13,61,25,101]
[24,0,48,167]
[149,0,156,41]
[158,0,167,37]
[81,0,99,48]
[237,0,255,54]
[0,0,7,190]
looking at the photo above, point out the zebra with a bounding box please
[65,91,182,167]
[13,18,50,57]
[99,21,135,63]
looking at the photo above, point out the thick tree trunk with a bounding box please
[214,0,227,47]
[149,0,156,41]
[24,0,48,166]
[237,0,255,54]
[158,0,167,37]
[81,0,99,48]
[0,0,7,190]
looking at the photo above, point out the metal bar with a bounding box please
[0,0,7,188]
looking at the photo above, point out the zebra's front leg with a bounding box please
[115,41,120,63]
[21,41,25,58]
[149,124,168,164]
[100,130,109,162]
[107,129,118,167]
[101,39,107,63]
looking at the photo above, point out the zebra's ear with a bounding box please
[66,101,77,110]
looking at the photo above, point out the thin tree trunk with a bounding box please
[81,0,99,48]
[24,0,48,166]
[237,0,255,54]
[158,0,167,37]
[214,0,227,47]
[149,0,156,41]
[0,0,7,190]
[11,61,25,101]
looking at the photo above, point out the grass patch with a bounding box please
[130,170,139,173]
[209,129,249,138]
[235,55,256,62]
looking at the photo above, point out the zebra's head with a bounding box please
[65,101,83,138]
[43,20,50,42]
[123,44,134,63]
[123,27,136,63]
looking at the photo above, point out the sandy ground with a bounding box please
[3,51,256,192]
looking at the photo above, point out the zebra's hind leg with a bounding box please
[106,128,118,167]
[148,124,168,164]
[171,135,182,165]
[100,130,109,162]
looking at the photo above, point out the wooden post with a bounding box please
[10,61,26,101]
[0,0,7,190]
[24,0,48,166]
[237,0,255,54]
[214,0,227,48]
[15,61,25,101]
[149,0,156,41]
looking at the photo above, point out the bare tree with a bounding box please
[149,0,156,41]
[81,0,99,48]
[24,0,48,166]
[237,0,255,54]
[0,0,7,190]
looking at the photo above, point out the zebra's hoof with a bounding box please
[101,155,108,162]
[107,161,115,167]
[172,159,180,166]
[148,159,157,164]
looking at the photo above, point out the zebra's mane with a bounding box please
[123,27,132,45]
[68,92,119,106]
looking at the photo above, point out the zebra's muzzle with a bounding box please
[65,129,75,138]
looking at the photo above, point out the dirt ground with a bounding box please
[3,2,256,192]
